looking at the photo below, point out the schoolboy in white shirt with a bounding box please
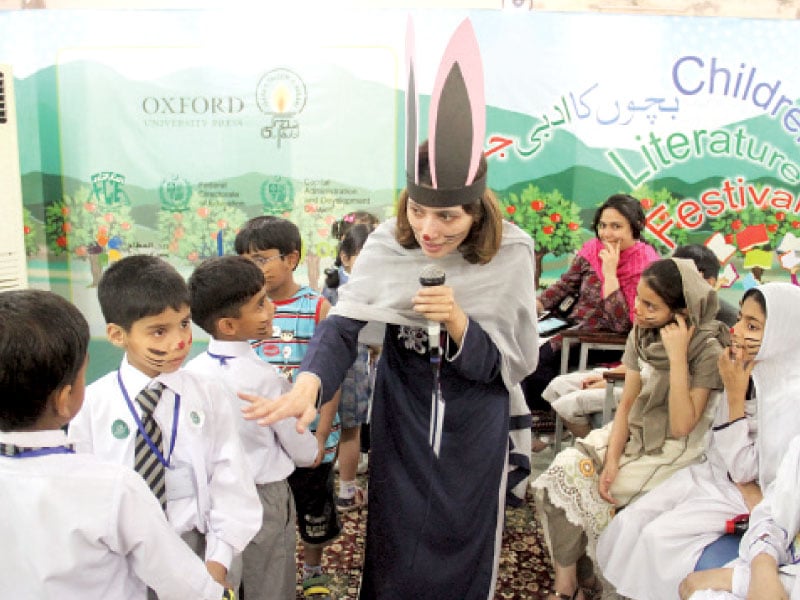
[186,255,319,600]
[68,255,261,592]
[0,289,235,600]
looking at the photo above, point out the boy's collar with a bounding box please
[208,338,256,358]
[120,355,185,396]
[0,429,68,447]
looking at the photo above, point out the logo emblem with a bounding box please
[111,419,130,439]
[260,176,295,216]
[190,410,204,427]
[91,171,130,206]
[256,68,307,148]
[160,175,192,212]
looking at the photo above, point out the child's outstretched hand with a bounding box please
[240,372,319,433]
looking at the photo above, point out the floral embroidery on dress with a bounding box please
[398,325,428,354]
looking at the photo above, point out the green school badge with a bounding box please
[190,410,204,427]
[111,419,129,439]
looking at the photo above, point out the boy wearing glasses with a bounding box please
[234,216,341,600]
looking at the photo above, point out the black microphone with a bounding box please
[419,264,446,357]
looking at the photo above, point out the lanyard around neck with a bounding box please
[117,370,180,468]
[6,446,75,459]
[207,351,235,366]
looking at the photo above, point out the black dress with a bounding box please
[303,315,509,599]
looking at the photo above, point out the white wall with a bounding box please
[1,0,799,19]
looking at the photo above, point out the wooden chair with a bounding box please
[552,330,628,453]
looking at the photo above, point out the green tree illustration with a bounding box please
[22,207,40,257]
[499,184,582,289]
[44,188,135,286]
[159,193,248,264]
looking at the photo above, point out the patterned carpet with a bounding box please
[294,479,554,600]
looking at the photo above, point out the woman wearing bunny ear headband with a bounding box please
[240,18,538,599]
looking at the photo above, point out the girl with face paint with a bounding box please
[598,283,800,600]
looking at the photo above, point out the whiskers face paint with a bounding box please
[144,348,168,369]
[122,309,192,376]
[742,336,762,358]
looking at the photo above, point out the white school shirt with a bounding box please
[185,338,318,483]
[68,356,262,569]
[0,429,225,600]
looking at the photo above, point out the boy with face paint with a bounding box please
[0,290,235,600]
[69,255,261,596]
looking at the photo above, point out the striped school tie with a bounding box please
[133,382,167,511]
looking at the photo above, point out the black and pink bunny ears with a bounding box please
[405,18,487,207]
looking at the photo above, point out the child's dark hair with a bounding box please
[741,287,767,316]
[97,255,189,331]
[592,193,646,239]
[330,211,380,240]
[0,290,89,431]
[234,216,302,260]
[640,259,688,312]
[672,244,721,281]
[325,224,373,289]
[188,256,265,337]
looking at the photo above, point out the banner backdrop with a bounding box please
[2,8,799,377]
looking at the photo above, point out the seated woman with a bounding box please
[532,258,728,600]
[524,194,659,450]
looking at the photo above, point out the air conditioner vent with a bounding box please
[0,64,29,291]
[0,71,6,124]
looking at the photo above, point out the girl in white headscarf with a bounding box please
[632,282,800,600]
